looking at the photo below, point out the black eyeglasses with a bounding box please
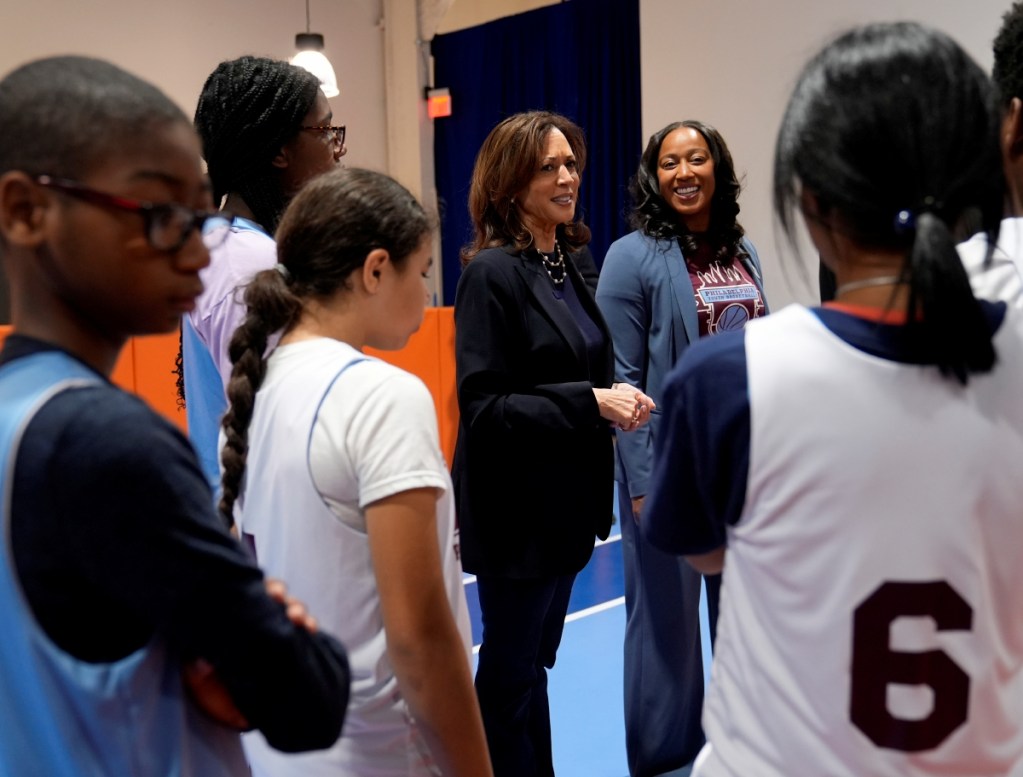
[35,175,234,253]
[300,124,346,149]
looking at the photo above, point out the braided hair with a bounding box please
[218,168,433,524]
[194,55,321,234]
[176,57,322,408]
[994,2,1023,107]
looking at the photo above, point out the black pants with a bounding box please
[474,573,576,777]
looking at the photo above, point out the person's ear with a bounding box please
[0,172,51,249]
[361,248,390,292]
[1003,97,1023,161]
[799,187,826,223]
[272,138,295,170]
[799,188,842,269]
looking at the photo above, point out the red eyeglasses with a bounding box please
[35,175,234,253]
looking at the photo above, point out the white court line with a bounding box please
[463,534,622,588]
[565,595,625,623]
[471,596,625,654]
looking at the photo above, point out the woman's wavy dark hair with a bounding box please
[218,168,432,524]
[775,21,1004,384]
[461,111,591,264]
[629,120,745,262]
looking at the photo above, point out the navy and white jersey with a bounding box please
[644,303,1023,776]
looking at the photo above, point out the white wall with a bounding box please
[0,0,1012,309]
[0,0,389,173]
[640,0,1011,306]
[436,0,556,34]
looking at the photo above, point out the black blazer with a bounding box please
[452,244,615,579]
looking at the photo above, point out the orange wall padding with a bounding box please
[0,308,460,466]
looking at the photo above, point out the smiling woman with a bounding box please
[452,111,654,777]
[516,128,580,251]
[656,126,716,232]
[595,118,769,776]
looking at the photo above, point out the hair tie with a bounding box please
[275,263,291,281]
[894,196,944,235]
[893,209,916,235]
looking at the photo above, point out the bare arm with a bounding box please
[366,488,493,777]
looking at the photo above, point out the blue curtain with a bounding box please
[432,0,641,304]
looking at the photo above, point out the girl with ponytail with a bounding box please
[642,22,1023,776]
[221,167,492,777]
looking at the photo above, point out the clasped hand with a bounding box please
[593,384,655,431]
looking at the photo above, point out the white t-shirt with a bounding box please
[236,338,470,777]
[959,217,1023,307]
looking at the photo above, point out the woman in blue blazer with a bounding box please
[595,120,769,777]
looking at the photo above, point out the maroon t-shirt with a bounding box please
[686,253,765,337]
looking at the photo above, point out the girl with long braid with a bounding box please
[180,56,344,492]
[220,167,492,777]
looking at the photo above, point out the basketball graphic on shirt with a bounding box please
[717,303,750,332]
[687,258,764,336]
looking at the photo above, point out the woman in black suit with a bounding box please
[452,111,653,777]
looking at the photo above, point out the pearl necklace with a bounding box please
[538,241,567,287]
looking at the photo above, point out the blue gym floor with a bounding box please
[463,487,712,777]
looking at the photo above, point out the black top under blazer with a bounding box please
[452,244,616,579]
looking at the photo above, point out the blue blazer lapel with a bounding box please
[739,237,770,314]
[661,239,700,349]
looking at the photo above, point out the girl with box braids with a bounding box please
[177,57,343,494]
[194,55,321,233]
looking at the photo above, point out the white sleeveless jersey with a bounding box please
[959,218,1023,308]
[236,338,471,777]
[696,305,1023,777]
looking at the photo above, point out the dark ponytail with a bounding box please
[905,211,996,383]
[775,22,1004,385]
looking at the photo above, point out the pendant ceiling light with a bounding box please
[291,0,339,98]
